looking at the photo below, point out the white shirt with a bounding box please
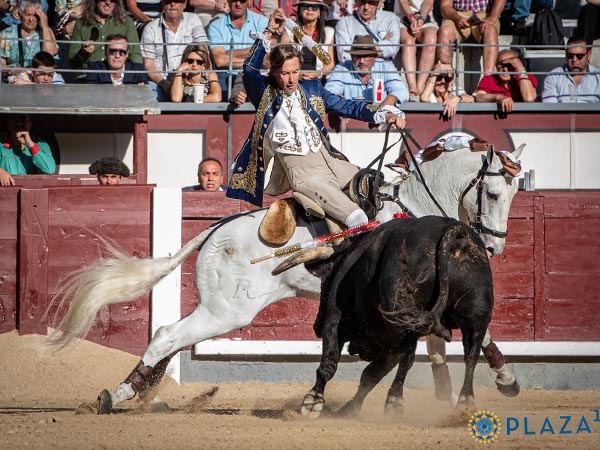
[141,13,208,80]
[267,90,322,156]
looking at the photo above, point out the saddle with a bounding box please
[259,170,384,246]
[259,195,343,246]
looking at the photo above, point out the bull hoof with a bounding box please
[337,401,361,418]
[496,379,520,397]
[383,396,404,419]
[300,390,324,419]
[97,389,113,415]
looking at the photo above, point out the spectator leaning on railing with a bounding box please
[475,48,537,112]
[0,0,58,80]
[542,36,600,103]
[0,114,56,186]
[11,50,65,83]
[86,33,148,84]
[69,0,142,81]
[325,35,408,107]
[420,60,473,119]
[141,0,208,101]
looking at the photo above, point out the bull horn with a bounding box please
[272,246,334,276]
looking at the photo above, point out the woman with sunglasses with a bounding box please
[420,61,473,119]
[279,0,334,81]
[171,44,222,102]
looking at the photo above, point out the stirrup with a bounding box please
[348,168,383,219]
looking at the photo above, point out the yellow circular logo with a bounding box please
[468,409,502,444]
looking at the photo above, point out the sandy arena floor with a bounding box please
[1,330,599,450]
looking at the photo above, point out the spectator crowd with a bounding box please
[1,0,599,106]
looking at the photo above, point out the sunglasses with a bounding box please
[108,48,128,56]
[299,4,320,10]
[565,51,588,60]
[186,58,206,65]
[96,0,116,3]
[496,62,513,70]
[436,75,453,83]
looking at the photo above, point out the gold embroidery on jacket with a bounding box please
[366,103,380,112]
[309,95,326,120]
[229,85,276,195]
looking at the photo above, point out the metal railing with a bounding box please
[1,35,597,98]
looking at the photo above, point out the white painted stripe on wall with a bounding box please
[152,188,182,383]
[194,340,600,357]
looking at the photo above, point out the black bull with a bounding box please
[279,216,495,418]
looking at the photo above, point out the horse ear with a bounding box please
[485,144,502,170]
[512,143,526,160]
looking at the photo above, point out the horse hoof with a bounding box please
[300,391,324,419]
[496,379,520,397]
[97,389,113,415]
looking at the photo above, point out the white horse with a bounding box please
[47,143,524,413]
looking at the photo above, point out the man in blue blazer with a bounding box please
[86,33,148,85]
[226,9,407,228]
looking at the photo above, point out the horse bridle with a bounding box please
[372,128,509,239]
[459,158,509,239]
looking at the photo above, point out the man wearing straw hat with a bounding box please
[226,9,407,228]
[325,34,408,107]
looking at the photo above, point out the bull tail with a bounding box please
[44,228,213,350]
[379,240,435,336]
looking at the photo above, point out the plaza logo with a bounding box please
[467,409,600,443]
[505,409,600,436]
[468,410,502,444]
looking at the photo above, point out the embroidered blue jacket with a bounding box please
[226,38,381,207]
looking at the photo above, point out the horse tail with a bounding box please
[45,228,213,350]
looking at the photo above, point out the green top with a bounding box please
[69,16,142,74]
[0,136,56,175]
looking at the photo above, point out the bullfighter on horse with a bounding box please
[226,9,407,228]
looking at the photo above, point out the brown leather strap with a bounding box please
[482,341,506,369]
[124,360,154,393]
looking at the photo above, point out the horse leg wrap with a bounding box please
[138,355,173,401]
[124,360,154,394]
[482,341,506,370]
[431,363,453,402]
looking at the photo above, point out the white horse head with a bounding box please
[377,143,525,256]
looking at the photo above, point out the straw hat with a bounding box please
[345,35,379,56]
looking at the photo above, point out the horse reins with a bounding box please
[459,159,509,238]
[368,126,509,239]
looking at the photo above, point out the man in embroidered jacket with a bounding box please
[226,9,406,228]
